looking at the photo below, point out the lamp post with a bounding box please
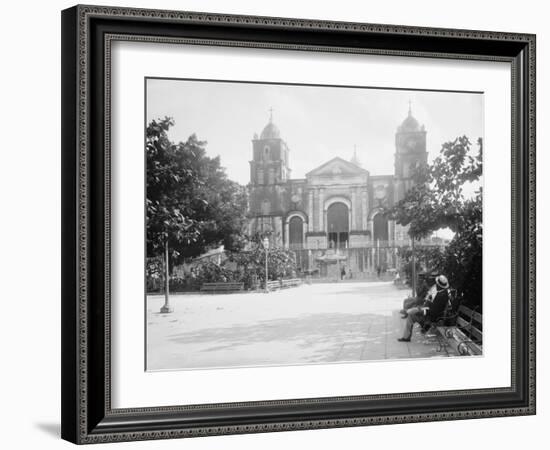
[160,235,173,313]
[411,235,417,298]
[262,237,269,293]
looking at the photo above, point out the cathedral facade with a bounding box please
[247,107,428,257]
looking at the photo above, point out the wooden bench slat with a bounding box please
[459,305,482,324]
[281,278,301,287]
[266,279,301,290]
[456,317,483,342]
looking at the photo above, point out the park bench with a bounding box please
[280,278,302,289]
[266,280,281,291]
[200,282,244,293]
[265,278,302,291]
[434,305,483,356]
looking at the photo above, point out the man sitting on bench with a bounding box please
[397,275,450,342]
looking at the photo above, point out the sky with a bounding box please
[146,78,484,186]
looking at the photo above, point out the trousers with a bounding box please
[402,307,426,340]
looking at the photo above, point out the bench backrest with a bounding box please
[281,278,301,284]
[457,305,482,343]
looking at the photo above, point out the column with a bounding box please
[367,249,372,272]
[389,220,395,243]
[318,188,324,232]
[313,189,319,232]
[284,220,289,249]
[274,217,283,247]
[361,190,368,231]
[351,188,357,230]
[308,190,314,232]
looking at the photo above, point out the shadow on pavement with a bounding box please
[168,312,390,363]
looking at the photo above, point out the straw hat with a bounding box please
[435,275,449,289]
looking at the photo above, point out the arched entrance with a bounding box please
[327,202,349,249]
[288,216,304,248]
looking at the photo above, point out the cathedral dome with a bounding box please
[398,114,420,132]
[397,103,423,133]
[260,121,281,139]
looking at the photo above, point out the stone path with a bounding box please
[146,281,449,371]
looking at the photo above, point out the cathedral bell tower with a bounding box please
[249,108,291,186]
[248,109,291,245]
[394,103,428,201]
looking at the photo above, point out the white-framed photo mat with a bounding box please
[111,40,511,409]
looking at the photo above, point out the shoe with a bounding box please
[397,338,411,342]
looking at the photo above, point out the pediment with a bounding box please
[306,157,368,178]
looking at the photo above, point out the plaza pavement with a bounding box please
[146,281,450,371]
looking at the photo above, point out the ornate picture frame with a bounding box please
[61,5,536,444]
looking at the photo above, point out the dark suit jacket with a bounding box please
[426,288,449,322]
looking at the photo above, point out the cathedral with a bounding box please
[247,106,428,273]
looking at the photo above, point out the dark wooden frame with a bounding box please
[61,4,536,444]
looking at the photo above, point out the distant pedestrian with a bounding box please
[393,271,401,286]
[340,265,346,280]
[376,266,381,278]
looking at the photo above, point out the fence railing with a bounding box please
[288,240,447,251]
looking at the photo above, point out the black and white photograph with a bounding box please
[145,79,484,371]
[0,0,543,446]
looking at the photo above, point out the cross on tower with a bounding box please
[408,100,412,116]
[268,107,274,123]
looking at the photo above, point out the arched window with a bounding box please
[288,216,304,249]
[264,146,270,160]
[327,202,349,249]
[261,199,270,216]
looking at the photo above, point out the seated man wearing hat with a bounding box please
[398,275,450,342]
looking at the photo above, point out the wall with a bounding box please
[0,0,546,449]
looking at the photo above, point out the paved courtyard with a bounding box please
[146,281,450,371]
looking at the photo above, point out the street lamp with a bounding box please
[410,235,417,298]
[160,235,173,313]
[262,237,269,293]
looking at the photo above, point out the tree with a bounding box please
[228,244,297,284]
[390,136,483,308]
[146,117,248,309]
